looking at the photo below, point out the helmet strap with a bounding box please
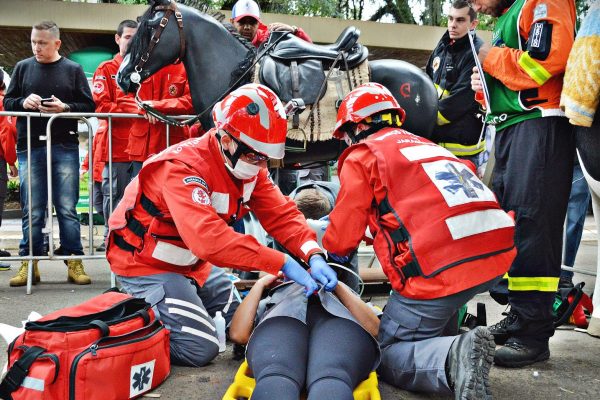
[217,131,244,169]
[347,123,385,143]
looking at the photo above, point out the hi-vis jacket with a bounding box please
[117,63,194,162]
[106,130,322,286]
[322,128,516,299]
[482,0,575,131]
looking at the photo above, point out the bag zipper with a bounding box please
[69,324,165,400]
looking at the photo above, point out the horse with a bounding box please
[117,0,438,165]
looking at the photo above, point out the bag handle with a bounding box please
[94,319,163,346]
[0,346,46,400]
[90,309,151,337]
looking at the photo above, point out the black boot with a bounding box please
[488,310,526,345]
[446,326,495,400]
[494,338,550,368]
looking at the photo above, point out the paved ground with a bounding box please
[0,217,599,399]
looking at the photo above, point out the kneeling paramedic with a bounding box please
[322,83,516,399]
[106,84,337,367]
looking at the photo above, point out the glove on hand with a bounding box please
[309,254,338,291]
[327,252,350,264]
[281,255,318,297]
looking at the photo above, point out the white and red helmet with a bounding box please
[212,83,288,159]
[332,82,406,140]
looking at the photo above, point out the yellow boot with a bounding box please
[9,261,41,287]
[67,260,91,285]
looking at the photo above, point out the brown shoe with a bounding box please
[67,260,91,285]
[9,261,41,287]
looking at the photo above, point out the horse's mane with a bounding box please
[127,5,156,65]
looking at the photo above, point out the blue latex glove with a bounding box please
[309,254,338,291]
[281,255,318,297]
[328,252,350,264]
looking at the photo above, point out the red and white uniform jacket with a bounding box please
[117,63,194,162]
[92,54,134,163]
[106,130,322,286]
[81,121,106,184]
[323,128,516,299]
[252,23,312,48]
[0,93,17,165]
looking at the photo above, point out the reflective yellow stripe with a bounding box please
[518,52,552,86]
[434,84,450,99]
[439,140,486,156]
[507,276,559,292]
[437,111,451,125]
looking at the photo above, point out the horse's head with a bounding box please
[118,0,185,93]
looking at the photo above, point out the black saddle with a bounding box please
[265,28,368,70]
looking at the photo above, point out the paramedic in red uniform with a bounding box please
[322,83,516,399]
[106,84,337,367]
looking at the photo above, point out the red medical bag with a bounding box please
[0,291,170,400]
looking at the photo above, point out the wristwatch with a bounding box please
[63,103,71,112]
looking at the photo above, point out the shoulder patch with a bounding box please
[183,176,209,190]
[432,56,441,73]
[93,81,105,94]
[192,187,211,205]
[533,3,547,21]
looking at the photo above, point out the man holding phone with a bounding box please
[3,20,96,287]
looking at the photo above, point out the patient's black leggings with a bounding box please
[247,299,377,400]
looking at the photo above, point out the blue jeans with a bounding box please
[562,163,591,278]
[17,144,83,256]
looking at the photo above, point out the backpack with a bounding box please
[0,291,170,400]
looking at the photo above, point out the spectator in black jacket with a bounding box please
[425,0,485,168]
[3,21,95,287]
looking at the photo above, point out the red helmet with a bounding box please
[212,83,288,159]
[332,82,406,140]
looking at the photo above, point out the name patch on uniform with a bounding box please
[533,3,547,20]
[95,75,107,80]
[183,176,209,190]
[192,187,211,205]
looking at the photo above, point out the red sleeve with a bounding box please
[158,164,285,275]
[322,148,376,256]
[252,23,270,47]
[0,115,17,165]
[116,90,140,114]
[294,27,312,43]
[247,169,321,262]
[81,151,90,173]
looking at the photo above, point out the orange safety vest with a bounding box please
[339,128,516,293]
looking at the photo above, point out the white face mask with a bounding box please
[226,159,262,180]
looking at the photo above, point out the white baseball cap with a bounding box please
[231,0,261,22]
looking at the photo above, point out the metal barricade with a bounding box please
[0,110,196,293]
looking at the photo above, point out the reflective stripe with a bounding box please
[165,297,210,318]
[222,284,236,315]
[400,144,455,161]
[445,209,514,240]
[300,240,320,256]
[437,110,451,125]
[507,276,559,292]
[181,326,220,346]
[355,101,397,118]
[152,241,199,266]
[168,307,215,332]
[211,192,229,214]
[22,377,44,392]
[439,140,486,156]
[518,52,552,85]
[243,180,257,203]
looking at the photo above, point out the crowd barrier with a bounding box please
[0,110,195,294]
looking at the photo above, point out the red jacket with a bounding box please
[118,63,194,162]
[107,130,322,285]
[252,23,312,48]
[0,94,17,165]
[80,122,106,184]
[92,54,134,163]
[323,128,516,299]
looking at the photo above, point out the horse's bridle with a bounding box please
[130,0,185,85]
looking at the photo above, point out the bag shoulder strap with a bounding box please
[0,346,46,400]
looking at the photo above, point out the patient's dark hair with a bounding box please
[294,189,331,220]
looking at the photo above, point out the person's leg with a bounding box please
[52,143,84,256]
[561,161,590,285]
[17,147,47,257]
[247,317,308,400]
[92,180,103,217]
[490,118,575,367]
[118,273,221,367]
[306,302,377,400]
[130,161,143,178]
[377,278,498,395]
[102,162,131,235]
[196,266,241,325]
